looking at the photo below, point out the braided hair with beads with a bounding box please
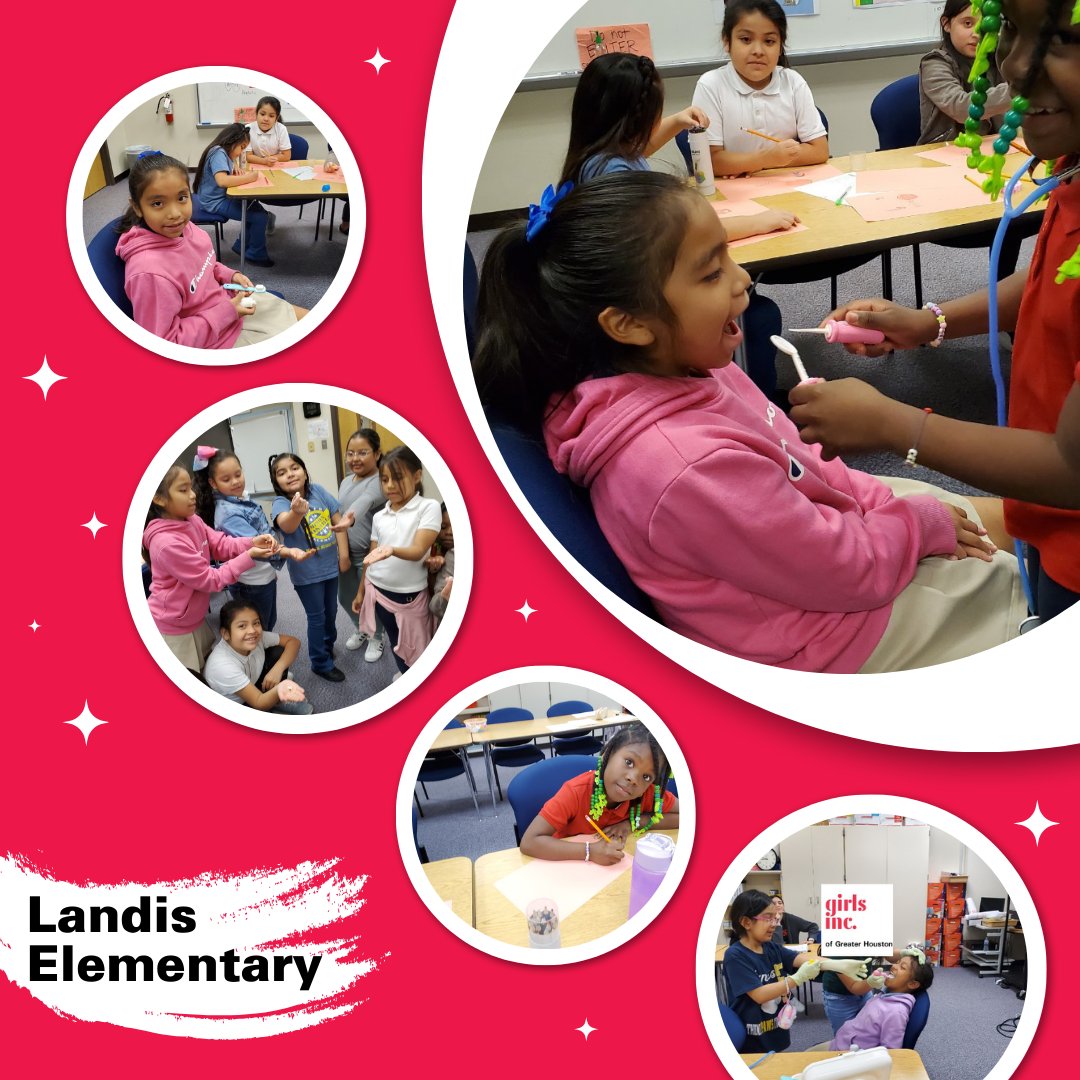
[958,0,1080,281]
[588,721,672,837]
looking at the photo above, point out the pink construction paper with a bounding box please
[713,163,842,202]
[915,137,1000,167]
[847,176,990,222]
[233,171,272,189]
[575,23,653,69]
[854,167,961,193]
[493,836,632,920]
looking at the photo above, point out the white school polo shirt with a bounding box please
[246,121,292,158]
[365,494,442,593]
[204,631,282,702]
[692,64,826,154]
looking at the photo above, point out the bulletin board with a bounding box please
[196,83,312,126]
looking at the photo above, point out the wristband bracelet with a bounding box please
[923,302,947,347]
[904,407,933,467]
[584,842,591,863]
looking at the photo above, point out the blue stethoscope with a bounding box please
[985,156,1079,613]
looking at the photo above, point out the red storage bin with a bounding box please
[926,900,943,917]
[925,917,942,937]
[946,899,966,919]
[945,882,965,901]
[925,946,941,964]
[943,950,961,967]
[944,918,962,936]
[927,883,945,903]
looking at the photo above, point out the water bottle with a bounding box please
[688,126,716,196]
[627,833,675,918]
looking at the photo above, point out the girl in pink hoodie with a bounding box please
[473,172,1024,673]
[115,152,305,350]
[142,464,277,672]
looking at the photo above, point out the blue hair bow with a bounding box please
[137,150,164,159]
[526,180,573,242]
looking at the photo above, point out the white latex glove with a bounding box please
[865,968,887,990]
[788,959,821,987]
[818,958,870,980]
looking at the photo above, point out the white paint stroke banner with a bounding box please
[0,854,382,1038]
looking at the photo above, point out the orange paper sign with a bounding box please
[576,23,653,69]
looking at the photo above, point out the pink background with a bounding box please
[5,3,1075,1076]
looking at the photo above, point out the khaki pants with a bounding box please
[860,477,1026,673]
[161,620,217,672]
[233,293,298,347]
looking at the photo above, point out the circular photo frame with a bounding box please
[68,66,364,366]
[123,383,470,734]
[397,665,696,965]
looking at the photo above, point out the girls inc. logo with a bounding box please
[819,885,894,955]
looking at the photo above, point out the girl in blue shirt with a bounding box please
[193,123,274,267]
[270,453,350,682]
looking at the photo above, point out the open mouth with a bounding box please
[723,318,744,348]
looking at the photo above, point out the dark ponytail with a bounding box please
[559,53,665,186]
[194,124,250,193]
[473,171,695,434]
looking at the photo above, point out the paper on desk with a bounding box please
[494,835,632,921]
[793,171,858,203]
[847,171,990,222]
[712,163,842,202]
[915,137,1000,167]
[282,166,316,180]
[233,171,272,189]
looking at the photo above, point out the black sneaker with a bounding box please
[314,666,345,682]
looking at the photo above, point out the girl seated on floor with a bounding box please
[519,722,678,865]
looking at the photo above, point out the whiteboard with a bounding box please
[196,83,312,126]
[528,0,946,77]
[229,408,295,497]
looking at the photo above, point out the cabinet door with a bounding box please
[811,826,847,917]
[844,826,888,884]
[778,829,816,913]
[888,827,930,949]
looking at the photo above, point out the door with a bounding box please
[84,149,107,199]
[778,828,815,913]
[888,826,930,948]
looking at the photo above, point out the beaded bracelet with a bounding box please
[923,302,947,347]
[584,842,591,863]
[904,408,933,467]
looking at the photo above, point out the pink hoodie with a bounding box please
[544,365,957,673]
[143,516,256,635]
[116,223,242,349]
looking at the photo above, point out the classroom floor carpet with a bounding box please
[774,964,1026,1080]
[467,227,1039,498]
[202,571,400,715]
[82,178,346,312]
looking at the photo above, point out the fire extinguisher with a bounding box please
[157,94,174,125]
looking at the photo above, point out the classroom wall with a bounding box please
[102,85,329,176]
[484,683,624,715]
[927,828,1008,909]
[471,55,920,215]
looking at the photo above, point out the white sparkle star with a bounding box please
[81,512,107,538]
[365,48,390,74]
[29,619,41,632]
[575,1018,597,1041]
[65,701,107,745]
[23,356,67,400]
[1015,801,1059,845]
[515,600,538,622]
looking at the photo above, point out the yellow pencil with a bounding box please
[586,817,613,843]
[964,174,986,191]
[742,127,781,143]
[1011,140,1030,155]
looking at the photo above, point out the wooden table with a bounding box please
[471,712,633,810]
[422,857,474,927]
[738,1049,929,1080]
[227,159,348,272]
[474,829,677,948]
[721,145,1042,274]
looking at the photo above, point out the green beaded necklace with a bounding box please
[958,0,1080,282]
[588,763,666,837]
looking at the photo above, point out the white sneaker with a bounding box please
[345,631,367,651]
[364,637,385,662]
[793,998,805,1014]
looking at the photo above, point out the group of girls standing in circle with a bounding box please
[141,433,449,711]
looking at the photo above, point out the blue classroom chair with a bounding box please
[87,217,133,319]
[547,700,603,757]
[506,754,598,844]
[720,1003,746,1051]
[486,707,544,800]
[902,989,931,1050]
[190,193,228,261]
